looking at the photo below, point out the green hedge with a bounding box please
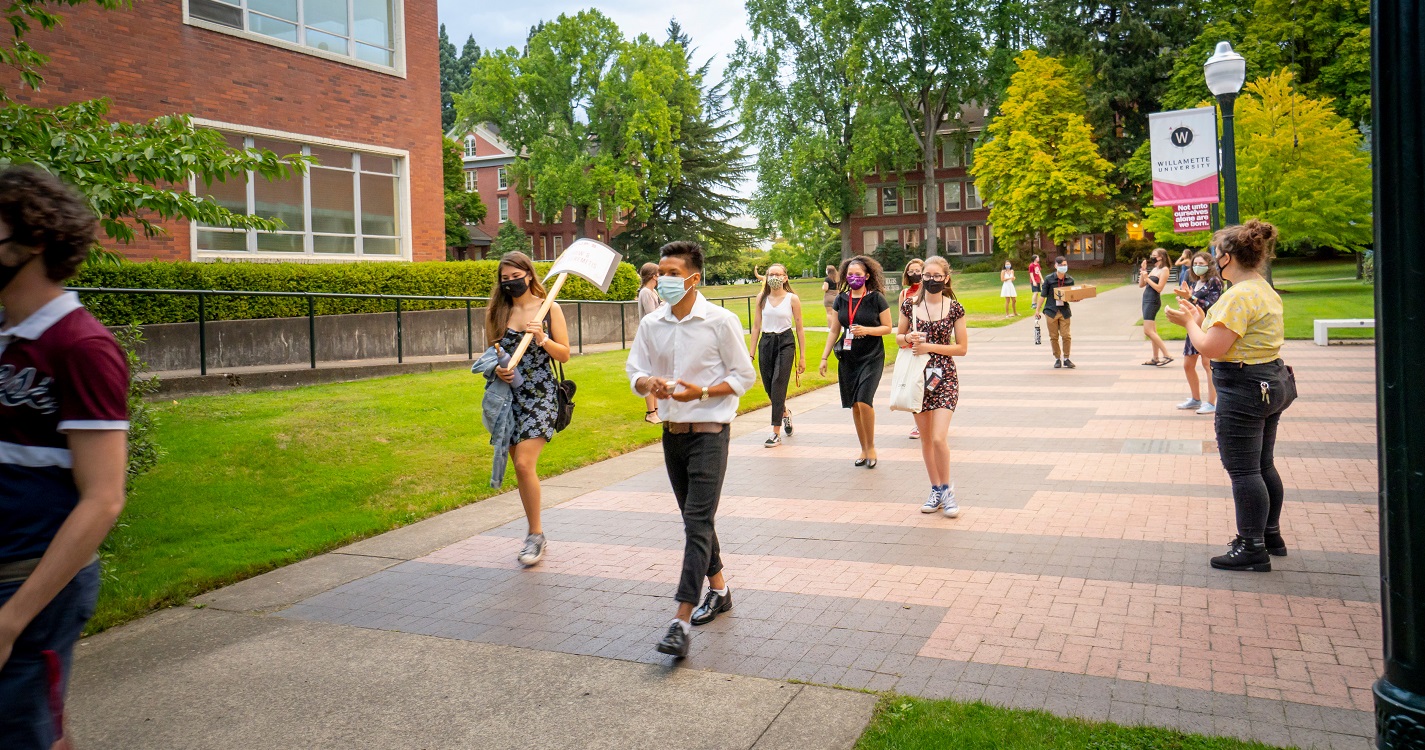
[72,260,640,326]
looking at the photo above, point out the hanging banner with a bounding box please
[1149,107,1220,207]
[1173,204,1213,233]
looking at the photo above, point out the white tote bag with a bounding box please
[889,306,932,413]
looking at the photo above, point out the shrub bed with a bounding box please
[72,260,640,325]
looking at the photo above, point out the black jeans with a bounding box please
[662,425,731,604]
[1212,359,1297,538]
[758,330,796,425]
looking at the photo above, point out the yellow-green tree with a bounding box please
[971,51,1114,250]
[1145,71,1373,251]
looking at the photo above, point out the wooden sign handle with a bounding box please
[505,273,568,371]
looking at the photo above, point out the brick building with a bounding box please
[8,0,443,262]
[453,125,625,260]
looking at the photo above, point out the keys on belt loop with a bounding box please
[1260,380,1271,404]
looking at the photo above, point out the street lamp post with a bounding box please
[1204,42,1246,226]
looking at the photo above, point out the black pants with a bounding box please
[662,425,731,604]
[758,329,796,425]
[1212,359,1297,538]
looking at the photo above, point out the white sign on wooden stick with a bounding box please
[546,238,623,293]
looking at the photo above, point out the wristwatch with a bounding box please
[700,386,710,402]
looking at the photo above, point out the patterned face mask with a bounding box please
[768,276,785,290]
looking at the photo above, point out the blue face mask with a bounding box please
[657,274,691,305]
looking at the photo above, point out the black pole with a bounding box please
[1217,93,1239,226]
[307,295,316,369]
[466,300,473,359]
[197,292,207,377]
[395,298,403,364]
[1372,0,1425,743]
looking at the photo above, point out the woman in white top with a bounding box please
[749,263,807,447]
[637,262,663,424]
[1000,260,1018,317]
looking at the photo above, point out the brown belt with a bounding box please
[664,422,727,434]
[0,554,99,584]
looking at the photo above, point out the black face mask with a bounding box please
[500,277,529,298]
[906,272,922,284]
[0,239,33,293]
[922,279,946,295]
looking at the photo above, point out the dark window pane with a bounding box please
[190,0,242,28]
[197,230,248,252]
[310,167,355,234]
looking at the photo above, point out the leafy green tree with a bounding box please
[459,10,698,239]
[1144,71,1372,252]
[857,0,987,257]
[3,0,306,248]
[971,51,1114,248]
[438,26,481,133]
[613,21,757,268]
[442,137,487,249]
[491,221,533,257]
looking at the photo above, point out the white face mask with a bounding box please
[1055,265,1068,274]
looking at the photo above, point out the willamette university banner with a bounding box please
[1149,107,1220,207]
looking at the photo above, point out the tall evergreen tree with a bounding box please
[439,26,481,132]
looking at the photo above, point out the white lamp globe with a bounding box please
[1204,41,1247,97]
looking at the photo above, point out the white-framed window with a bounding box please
[902,228,918,248]
[964,140,976,168]
[942,140,962,168]
[943,181,961,211]
[497,167,508,190]
[901,186,918,214]
[463,136,477,158]
[185,0,401,73]
[538,235,547,258]
[553,235,564,255]
[967,225,984,255]
[463,170,476,193]
[498,196,508,222]
[863,187,878,216]
[862,230,878,254]
[965,181,982,209]
[524,201,533,223]
[881,187,898,215]
[194,129,404,259]
[942,226,963,255]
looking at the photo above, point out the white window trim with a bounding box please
[496,167,508,191]
[188,119,412,262]
[863,186,878,217]
[464,170,476,192]
[967,225,985,255]
[965,181,982,210]
[463,136,477,158]
[182,0,407,78]
[943,180,962,211]
[498,196,509,223]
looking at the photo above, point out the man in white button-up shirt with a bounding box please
[626,241,755,659]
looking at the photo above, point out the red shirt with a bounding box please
[0,293,129,563]
[1029,262,1043,285]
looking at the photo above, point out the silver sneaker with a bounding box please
[1197,402,1217,415]
[941,485,961,518]
[1176,398,1202,410]
[920,488,942,513]
[517,533,546,566]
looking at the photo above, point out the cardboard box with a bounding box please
[1055,284,1098,303]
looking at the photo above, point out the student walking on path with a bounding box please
[1028,255,1044,313]
[1036,257,1076,369]
[1175,251,1224,415]
[895,257,969,518]
[1000,260,1018,317]
[749,264,806,447]
[637,262,662,424]
[820,256,894,468]
[0,167,129,750]
[626,241,756,659]
[898,259,924,440]
[1139,248,1173,366]
[485,252,572,568]
[1167,220,1295,573]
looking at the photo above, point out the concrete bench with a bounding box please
[1314,318,1374,345]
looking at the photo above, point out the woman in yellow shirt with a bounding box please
[1167,219,1297,573]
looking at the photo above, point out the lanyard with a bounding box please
[846,291,869,329]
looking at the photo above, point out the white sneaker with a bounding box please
[1197,402,1217,415]
[764,433,782,448]
[517,533,546,566]
[920,488,941,513]
[1176,398,1201,410]
[941,485,960,518]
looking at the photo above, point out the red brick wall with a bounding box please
[6,0,443,262]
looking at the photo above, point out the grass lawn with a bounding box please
[855,696,1285,750]
[701,265,1129,331]
[1152,259,1374,341]
[95,331,893,633]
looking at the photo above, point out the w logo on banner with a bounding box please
[1170,127,1195,148]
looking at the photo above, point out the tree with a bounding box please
[459,10,698,240]
[491,221,533,257]
[442,137,487,249]
[612,21,757,268]
[732,0,901,260]
[1144,71,1372,252]
[438,26,482,133]
[971,51,1114,247]
[857,0,987,257]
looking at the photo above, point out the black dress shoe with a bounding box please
[1210,535,1272,572]
[1063,359,1076,369]
[1264,527,1288,557]
[854,457,868,467]
[655,622,689,658]
[1054,359,1063,369]
[691,588,733,626]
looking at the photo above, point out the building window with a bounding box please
[538,235,547,259]
[186,0,399,69]
[463,136,477,158]
[943,181,961,211]
[498,196,508,222]
[964,140,976,168]
[942,226,963,255]
[597,232,604,242]
[863,187,878,217]
[881,187,898,215]
[862,230,878,254]
[902,228,919,248]
[195,132,402,258]
[463,170,476,193]
[497,167,508,190]
[553,235,563,255]
[525,201,533,223]
[942,140,961,168]
[967,225,984,255]
[965,181,982,209]
[901,186,918,214]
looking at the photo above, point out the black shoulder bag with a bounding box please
[543,310,576,431]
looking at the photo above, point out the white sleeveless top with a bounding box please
[761,294,794,333]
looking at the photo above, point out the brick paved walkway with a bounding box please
[282,300,1379,750]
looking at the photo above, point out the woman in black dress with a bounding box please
[819,255,893,467]
[486,251,571,567]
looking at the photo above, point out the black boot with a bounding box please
[1211,535,1272,572]
[1264,527,1288,557]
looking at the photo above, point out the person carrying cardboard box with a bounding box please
[1036,256,1077,368]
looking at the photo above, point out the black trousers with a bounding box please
[1212,359,1297,538]
[662,425,731,604]
[758,329,796,424]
